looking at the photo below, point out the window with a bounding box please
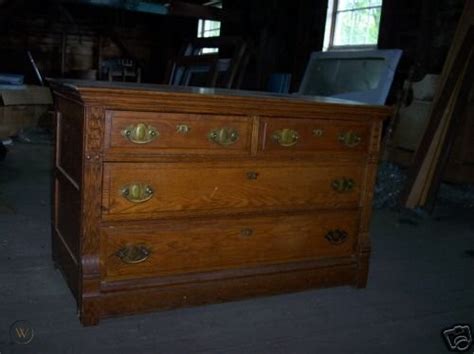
[323,0,383,51]
[197,2,222,54]
[197,19,221,39]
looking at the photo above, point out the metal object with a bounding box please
[338,131,361,147]
[313,128,324,137]
[121,183,154,203]
[122,123,158,144]
[272,129,299,147]
[331,177,355,192]
[240,228,254,237]
[176,124,191,134]
[246,171,259,180]
[116,244,151,264]
[325,230,348,245]
[208,127,240,146]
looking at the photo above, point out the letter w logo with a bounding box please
[15,327,30,339]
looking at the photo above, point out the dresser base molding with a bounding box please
[78,260,365,326]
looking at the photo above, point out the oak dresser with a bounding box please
[50,80,389,326]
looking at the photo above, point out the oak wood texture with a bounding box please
[50,79,389,326]
[105,111,252,155]
[102,162,363,219]
[259,117,370,154]
[102,211,358,281]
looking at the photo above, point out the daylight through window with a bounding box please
[323,0,383,50]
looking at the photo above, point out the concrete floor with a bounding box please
[0,142,473,354]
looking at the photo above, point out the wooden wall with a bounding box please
[0,0,466,91]
[0,1,197,83]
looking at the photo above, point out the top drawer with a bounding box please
[104,111,252,156]
[259,117,370,155]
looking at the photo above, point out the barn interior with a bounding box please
[0,0,473,353]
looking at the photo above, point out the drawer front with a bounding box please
[103,162,363,218]
[102,211,359,280]
[105,111,252,155]
[260,118,370,154]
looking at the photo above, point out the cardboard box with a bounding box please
[0,85,52,139]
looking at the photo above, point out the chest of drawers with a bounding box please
[50,80,389,326]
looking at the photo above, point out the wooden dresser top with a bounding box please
[49,79,391,119]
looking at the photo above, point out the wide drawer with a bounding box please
[259,117,370,154]
[102,210,359,281]
[105,110,252,155]
[102,162,363,219]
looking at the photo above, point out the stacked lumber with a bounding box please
[402,1,474,211]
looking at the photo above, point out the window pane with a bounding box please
[198,20,221,38]
[333,7,381,46]
[337,0,382,11]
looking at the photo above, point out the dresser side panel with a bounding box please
[53,96,84,300]
[355,119,384,287]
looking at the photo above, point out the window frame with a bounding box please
[324,0,383,51]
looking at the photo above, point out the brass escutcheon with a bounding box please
[325,230,348,245]
[121,123,158,144]
[313,128,324,137]
[246,171,259,180]
[272,128,299,147]
[240,228,254,237]
[176,124,191,134]
[208,127,240,146]
[331,177,355,193]
[338,131,361,147]
[116,244,151,264]
[121,183,154,203]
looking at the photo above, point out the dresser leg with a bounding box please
[80,310,100,326]
[80,296,101,326]
[355,252,370,288]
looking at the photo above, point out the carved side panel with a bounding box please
[356,119,383,287]
[80,106,105,325]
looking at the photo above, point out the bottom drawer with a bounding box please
[102,211,359,281]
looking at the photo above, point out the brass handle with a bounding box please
[331,177,355,192]
[272,129,299,147]
[116,244,151,264]
[246,171,259,180]
[121,123,158,144]
[325,230,348,245]
[240,228,254,237]
[208,127,240,146]
[176,124,191,134]
[121,183,154,203]
[338,131,361,147]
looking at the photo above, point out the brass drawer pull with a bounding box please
[116,244,151,264]
[325,230,348,245]
[331,177,355,192]
[176,124,191,134]
[121,183,154,203]
[240,228,254,237]
[338,131,361,147]
[208,127,240,146]
[121,123,158,144]
[272,129,299,147]
[246,171,259,180]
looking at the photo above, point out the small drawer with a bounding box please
[102,162,363,219]
[259,117,370,154]
[105,111,252,155]
[101,211,358,281]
